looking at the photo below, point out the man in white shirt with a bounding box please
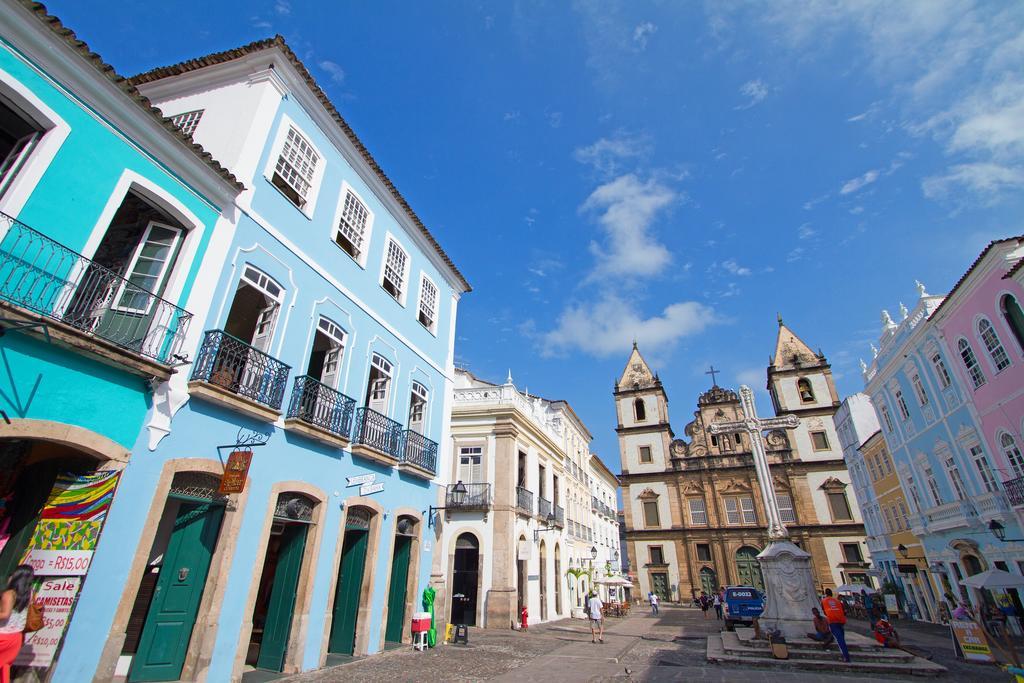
[587,592,604,643]
[650,592,659,615]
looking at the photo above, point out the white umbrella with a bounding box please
[960,569,1024,590]
[836,584,877,594]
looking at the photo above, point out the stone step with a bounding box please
[721,631,915,664]
[707,635,947,677]
[734,627,891,652]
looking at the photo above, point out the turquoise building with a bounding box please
[50,35,470,683]
[0,2,240,680]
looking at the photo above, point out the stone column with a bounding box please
[757,541,819,639]
[484,424,518,628]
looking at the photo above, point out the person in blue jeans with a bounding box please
[821,589,851,663]
[649,592,659,615]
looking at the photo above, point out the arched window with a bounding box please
[958,339,986,389]
[1001,294,1024,353]
[1001,433,1024,479]
[797,378,815,403]
[979,319,1011,372]
[633,398,646,422]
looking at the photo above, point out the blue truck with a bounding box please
[723,585,765,631]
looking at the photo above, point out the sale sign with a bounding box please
[15,577,81,668]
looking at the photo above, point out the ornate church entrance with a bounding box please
[735,546,764,591]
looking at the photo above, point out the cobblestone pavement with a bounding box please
[283,607,1008,682]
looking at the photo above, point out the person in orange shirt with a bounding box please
[821,588,851,663]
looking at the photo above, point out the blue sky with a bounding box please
[50,1,1024,470]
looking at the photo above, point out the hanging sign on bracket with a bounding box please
[218,450,253,494]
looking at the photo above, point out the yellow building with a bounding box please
[861,430,942,621]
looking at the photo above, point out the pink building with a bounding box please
[931,237,1024,510]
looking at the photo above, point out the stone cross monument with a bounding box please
[708,385,819,638]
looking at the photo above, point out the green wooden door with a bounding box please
[256,523,308,672]
[328,529,368,655]
[130,501,224,682]
[735,547,765,591]
[384,535,412,643]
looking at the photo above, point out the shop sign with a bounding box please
[359,482,384,495]
[22,549,92,576]
[15,577,81,668]
[218,450,253,494]
[950,619,995,662]
[347,473,376,487]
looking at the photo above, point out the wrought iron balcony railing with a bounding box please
[286,375,356,439]
[353,407,404,459]
[592,495,600,511]
[554,504,565,527]
[538,497,552,520]
[516,486,534,514]
[191,330,291,410]
[446,482,491,510]
[402,429,438,474]
[1005,476,1024,507]
[0,213,192,364]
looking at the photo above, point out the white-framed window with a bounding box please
[880,404,894,433]
[264,117,324,217]
[1000,433,1024,479]
[417,274,439,333]
[724,496,756,525]
[688,498,707,525]
[944,457,968,501]
[777,493,796,523]
[932,353,952,389]
[958,338,986,389]
[365,352,393,414]
[904,474,923,512]
[332,182,373,264]
[970,445,999,493]
[923,465,943,507]
[309,316,346,388]
[897,501,910,529]
[895,389,910,420]
[170,109,204,138]
[380,236,410,304]
[866,454,880,482]
[112,221,183,313]
[912,373,928,406]
[979,319,1011,372]
[458,445,483,483]
[408,381,429,433]
[0,95,44,201]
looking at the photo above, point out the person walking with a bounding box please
[821,588,851,663]
[587,591,605,644]
[0,565,35,683]
[713,591,723,620]
[699,591,711,620]
[649,592,659,615]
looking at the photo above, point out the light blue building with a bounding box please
[52,36,470,683]
[863,286,1024,620]
[0,3,240,680]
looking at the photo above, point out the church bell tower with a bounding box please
[614,343,673,474]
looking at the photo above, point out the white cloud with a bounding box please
[539,294,715,358]
[847,101,882,122]
[921,162,1024,201]
[633,21,657,50]
[839,169,880,195]
[581,174,675,279]
[721,259,752,276]
[317,60,345,84]
[849,205,865,214]
[503,110,521,122]
[735,79,769,110]
[797,223,816,240]
[787,247,805,262]
[546,111,563,128]
[573,130,651,176]
[274,0,291,15]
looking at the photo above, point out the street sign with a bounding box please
[359,482,384,495]
[347,473,376,487]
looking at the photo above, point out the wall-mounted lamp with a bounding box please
[988,519,1024,542]
[427,480,468,528]
[534,512,557,541]
[897,544,909,558]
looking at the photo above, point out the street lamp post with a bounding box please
[989,520,1024,542]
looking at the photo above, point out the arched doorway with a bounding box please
[330,506,375,655]
[539,541,548,621]
[517,535,528,612]
[127,471,227,681]
[450,533,479,626]
[735,546,764,591]
[246,492,318,672]
[554,544,562,616]
[699,567,718,596]
[384,516,418,644]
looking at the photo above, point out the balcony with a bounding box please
[284,375,355,447]
[516,486,534,516]
[975,490,1011,519]
[0,213,192,378]
[923,500,978,532]
[351,407,404,465]
[445,482,491,511]
[554,504,565,527]
[1006,477,1024,507]
[592,495,600,511]
[400,429,438,479]
[538,497,552,520]
[190,330,291,421]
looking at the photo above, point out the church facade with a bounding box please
[616,323,868,603]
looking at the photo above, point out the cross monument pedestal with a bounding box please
[708,385,818,640]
